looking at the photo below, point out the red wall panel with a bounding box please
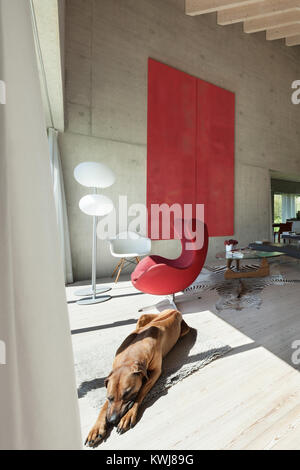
[147,59,235,238]
[197,80,235,236]
[147,59,197,238]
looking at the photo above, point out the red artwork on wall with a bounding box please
[147,58,235,238]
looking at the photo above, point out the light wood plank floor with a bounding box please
[67,259,300,450]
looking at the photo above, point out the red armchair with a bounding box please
[131,219,208,309]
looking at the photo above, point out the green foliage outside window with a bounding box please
[273,194,300,229]
[274,194,282,224]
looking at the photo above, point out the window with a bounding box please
[274,194,282,223]
[296,196,300,215]
[273,193,300,223]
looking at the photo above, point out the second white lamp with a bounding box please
[74,162,115,305]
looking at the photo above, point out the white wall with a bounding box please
[60,0,300,281]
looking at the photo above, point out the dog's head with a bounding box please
[104,361,148,426]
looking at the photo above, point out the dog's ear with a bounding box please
[104,372,113,388]
[131,361,148,380]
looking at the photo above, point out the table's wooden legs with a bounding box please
[226,259,240,271]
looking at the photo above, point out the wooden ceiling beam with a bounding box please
[266,23,300,39]
[286,34,300,45]
[244,10,300,33]
[185,0,300,46]
[185,0,264,16]
[218,0,300,25]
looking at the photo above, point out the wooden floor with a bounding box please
[67,259,300,450]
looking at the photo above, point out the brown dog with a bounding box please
[85,309,190,447]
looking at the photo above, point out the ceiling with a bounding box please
[270,170,300,182]
[185,0,300,47]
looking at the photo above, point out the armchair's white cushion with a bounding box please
[109,231,151,258]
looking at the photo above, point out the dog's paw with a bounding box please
[85,423,107,448]
[117,405,138,434]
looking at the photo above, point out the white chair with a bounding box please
[109,231,151,283]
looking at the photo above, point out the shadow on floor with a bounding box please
[78,377,106,399]
[71,318,138,335]
[67,291,144,305]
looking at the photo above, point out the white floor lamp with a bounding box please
[74,162,115,305]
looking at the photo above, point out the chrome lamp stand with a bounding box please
[77,213,111,305]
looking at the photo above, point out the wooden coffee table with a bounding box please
[216,250,283,280]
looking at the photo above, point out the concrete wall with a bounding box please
[60,0,300,281]
[58,0,66,88]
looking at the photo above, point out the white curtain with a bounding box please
[0,0,81,449]
[282,194,296,222]
[48,128,73,284]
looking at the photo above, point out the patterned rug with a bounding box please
[75,314,230,411]
[184,263,285,311]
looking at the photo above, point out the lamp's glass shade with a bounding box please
[79,195,114,216]
[74,162,116,188]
